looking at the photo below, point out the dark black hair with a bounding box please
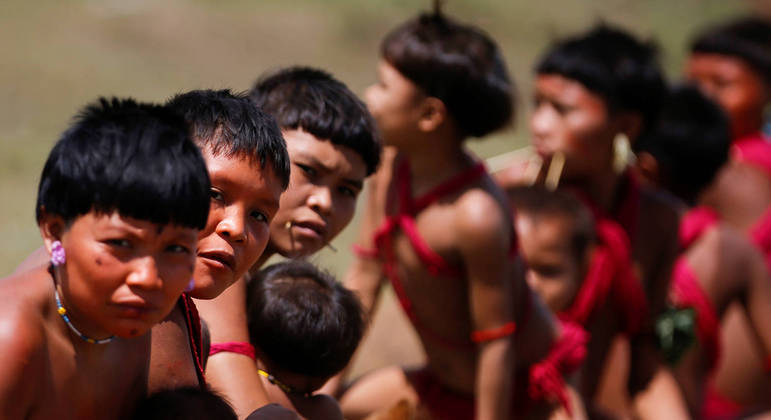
[691,17,771,84]
[249,66,381,176]
[167,89,290,189]
[536,24,666,141]
[132,387,237,420]
[380,8,514,138]
[508,186,595,261]
[36,97,210,229]
[247,260,366,380]
[635,85,730,205]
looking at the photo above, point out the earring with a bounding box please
[51,240,66,266]
[184,278,196,293]
[613,133,633,174]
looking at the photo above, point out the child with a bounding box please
[194,68,381,417]
[509,187,595,315]
[338,8,575,420]
[148,89,291,397]
[0,97,211,419]
[685,17,771,416]
[634,85,771,418]
[132,387,238,420]
[496,25,686,419]
[237,260,366,420]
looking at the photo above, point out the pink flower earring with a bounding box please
[51,240,66,266]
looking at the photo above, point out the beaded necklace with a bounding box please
[54,287,115,345]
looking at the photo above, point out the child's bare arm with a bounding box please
[344,149,395,315]
[195,280,271,419]
[456,192,516,420]
[740,240,771,362]
[324,167,391,397]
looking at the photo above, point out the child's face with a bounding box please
[49,211,198,338]
[530,74,618,182]
[268,129,366,258]
[365,60,427,146]
[193,149,283,299]
[515,212,582,312]
[686,53,769,139]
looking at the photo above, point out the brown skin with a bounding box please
[637,150,771,414]
[0,211,199,419]
[338,61,558,420]
[148,150,283,409]
[496,74,684,419]
[672,223,771,416]
[198,131,367,419]
[687,52,771,413]
[686,53,770,140]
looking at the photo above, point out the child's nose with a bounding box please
[307,186,333,216]
[216,207,247,243]
[126,256,162,290]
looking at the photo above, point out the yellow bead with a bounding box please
[58,307,66,315]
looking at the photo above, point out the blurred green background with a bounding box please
[1,0,765,277]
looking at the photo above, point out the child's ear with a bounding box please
[635,151,661,188]
[417,97,447,133]
[614,112,644,145]
[37,207,67,254]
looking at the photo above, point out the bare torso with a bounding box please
[0,267,151,420]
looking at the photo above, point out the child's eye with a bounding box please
[106,239,131,248]
[166,244,192,254]
[250,210,268,223]
[339,186,358,198]
[210,189,224,202]
[296,164,317,178]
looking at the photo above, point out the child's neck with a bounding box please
[399,131,473,194]
[567,169,625,215]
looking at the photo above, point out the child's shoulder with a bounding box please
[0,269,51,412]
[0,267,53,347]
[451,176,512,247]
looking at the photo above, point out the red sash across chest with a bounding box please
[178,293,207,389]
[558,172,647,336]
[670,207,721,372]
[362,159,491,349]
[733,134,771,270]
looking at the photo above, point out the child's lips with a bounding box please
[290,221,327,240]
[198,250,236,272]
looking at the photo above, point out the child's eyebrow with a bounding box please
[343,178,364,190]
[294,153,365,189]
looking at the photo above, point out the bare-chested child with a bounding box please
[239,260,366,420]
[494,25,686,419]
[334,7,582,420]
[192,68,381,418]
[0,98,211,419]
[684,17,771,417]
[509,187,595,317]
[9,90,296,418]
[634,85,771,418]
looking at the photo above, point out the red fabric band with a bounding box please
[470,321,517,343]
[210,341,256,360]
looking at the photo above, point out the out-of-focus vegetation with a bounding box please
[0,0,761,274]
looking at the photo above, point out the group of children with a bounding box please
[2,3,770,420]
